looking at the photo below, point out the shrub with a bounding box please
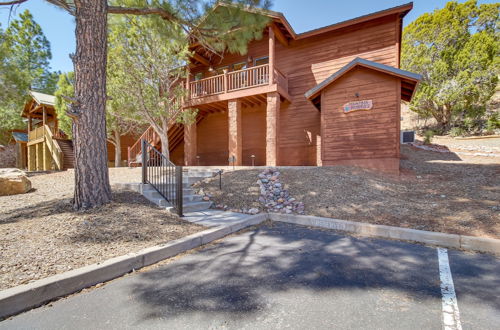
[449,127,466,137]
[485,112,500,133]
[423,130,434,145]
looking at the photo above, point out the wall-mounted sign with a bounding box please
[343,100,373,113]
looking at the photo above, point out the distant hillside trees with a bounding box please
[0,10,59,144]
[402,0,499,133]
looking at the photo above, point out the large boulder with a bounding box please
[0,168,32,196]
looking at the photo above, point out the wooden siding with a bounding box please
[242,104,266,166]
[107,133,138,164]
[196,111,229,165]
[320,66,400,172]
[184,14,401,165]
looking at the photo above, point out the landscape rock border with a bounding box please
[1,211,498,320]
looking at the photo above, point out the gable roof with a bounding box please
[304,57,422,109]
[211,2,413,42]
[190,2,413,65]
[29,91,56,106]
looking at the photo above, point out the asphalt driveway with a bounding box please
[1,222,499,329]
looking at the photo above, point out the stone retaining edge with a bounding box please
[269,213,500,255]
[0,214,267,320]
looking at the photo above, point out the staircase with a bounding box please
[141,169,217,213]
[56,139,75,169]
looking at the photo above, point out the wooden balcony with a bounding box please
[185,64,290,108]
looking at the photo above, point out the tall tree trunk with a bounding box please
[160,119,170,161]
[114,130,122,167]
[72,0,112,209]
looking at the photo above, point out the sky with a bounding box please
[0,0,497,73]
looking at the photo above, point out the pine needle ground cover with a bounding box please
[0,168,204,291]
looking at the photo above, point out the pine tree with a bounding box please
[0,0,271,210]
[401,0,499,131]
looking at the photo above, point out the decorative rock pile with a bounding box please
[257,168,304,214]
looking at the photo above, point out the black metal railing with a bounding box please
[141,139,183,216]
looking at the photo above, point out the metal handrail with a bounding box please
[141,139,183,216]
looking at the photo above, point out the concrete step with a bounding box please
[183,171,219,178]
[167,201,213,213]
[142,189,202,203]
[146,176,210,186]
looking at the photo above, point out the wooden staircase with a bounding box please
[128,116,204,166]
[56,139,75,169]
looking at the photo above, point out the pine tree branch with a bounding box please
[0,0,28,5]
[107,6,186,25]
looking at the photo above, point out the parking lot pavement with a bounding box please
[1,222,499,330]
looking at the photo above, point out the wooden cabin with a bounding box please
[18,91,136,171]
[130,2,422,173]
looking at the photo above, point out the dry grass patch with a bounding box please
[197,145,500,239]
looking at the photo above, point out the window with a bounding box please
[232,62,247,71]
[254,56,269,66]
[194,72,203,81]
[215,66,229,75]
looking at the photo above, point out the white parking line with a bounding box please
[437,248,462,330]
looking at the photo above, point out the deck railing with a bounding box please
[128,126,158,167]
[44,125,64,170]
[28,126,45,141]
[274,67,288,93]
[189,64,286,99]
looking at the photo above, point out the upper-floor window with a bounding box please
[215,66,229,75]
[194,72,203,81]
[232,62,247,71]
[254,56,269,66]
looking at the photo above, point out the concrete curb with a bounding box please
[0,214,267,320]
[269,213,500,255]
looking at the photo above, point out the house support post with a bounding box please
[228,99,242,166]
[269,26,275,85]
[184,121,197,166]
[266,92,280,166]
[43,142,51,171]
[36,143,43,171]
[27,145,36,171]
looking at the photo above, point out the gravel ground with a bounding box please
[0,168,203,291]
[198,145,500,239]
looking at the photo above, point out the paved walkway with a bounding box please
[1,222,499,329]
[181,209,253,227]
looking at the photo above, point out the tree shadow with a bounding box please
[127,222,500,323]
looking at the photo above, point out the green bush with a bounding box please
[449,127,467,137]
[485,112,500,133]
[423,130,434,145]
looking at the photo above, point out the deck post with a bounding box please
[186,71,191,100]
[228,99,242,166]
[27,145,36,171]
[269,26,275,85]
[184,121,197,166]
[223,69,228,93]
[42,106,47,126]
[266,92,280,166]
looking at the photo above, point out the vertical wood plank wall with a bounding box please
[186,14,401,165]
[320,67,400,172]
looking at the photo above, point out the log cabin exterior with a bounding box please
[130,1,421,173]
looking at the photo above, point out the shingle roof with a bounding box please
[12,132,28,143]
[29,91,56,106]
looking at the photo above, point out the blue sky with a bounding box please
[0,0,497,73]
